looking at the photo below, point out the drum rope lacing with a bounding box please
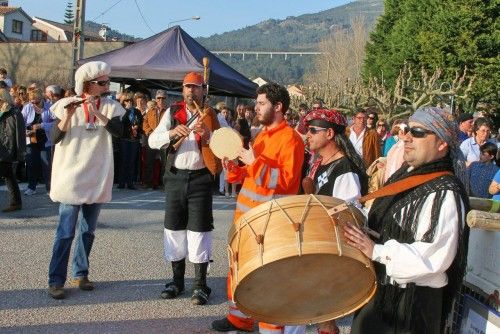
[311,194,344,257]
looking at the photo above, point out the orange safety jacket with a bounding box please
[225,120,305,332]
[227,120,305,223]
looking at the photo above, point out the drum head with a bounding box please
[209,127,243,160]
[234,254,376,325]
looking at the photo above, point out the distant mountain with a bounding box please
[196,0,384,84]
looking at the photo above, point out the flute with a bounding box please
[169,57,211,149]
[169,108,202,145]
[64,92,111,109]
[170,101,211,151]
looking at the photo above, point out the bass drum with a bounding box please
[228,194,376,325]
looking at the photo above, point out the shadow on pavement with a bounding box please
[0,316,233,334]
[0,276,228,311]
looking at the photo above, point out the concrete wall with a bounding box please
[0,41,127,87]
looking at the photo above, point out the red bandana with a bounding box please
[304,108,347,127]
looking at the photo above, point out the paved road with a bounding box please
[0,183,352,333]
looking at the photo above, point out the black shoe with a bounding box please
[160,282,184,299]
[191,286,211,305]
[2,204,21,212]
[211,317,252,332]
[127,184,137,190]
[48,286,65,300]
[117,184,125,189]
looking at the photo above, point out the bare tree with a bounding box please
[391,63,475,118]
[306,16,368,90]
[292,63,475,121]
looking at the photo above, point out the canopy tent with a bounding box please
[79,26,257,98]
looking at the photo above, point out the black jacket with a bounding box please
[121,107,143,141]
[0,107,26,162]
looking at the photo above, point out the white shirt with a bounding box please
[349,127,365,157]
[371,190,464,288]
[331,172,362,202]
[148,106,206,170]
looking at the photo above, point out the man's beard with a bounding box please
[185,94,201,109]
[259,109,274,126]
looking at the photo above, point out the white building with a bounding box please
[0,7,33,41]
[32,17,70,42]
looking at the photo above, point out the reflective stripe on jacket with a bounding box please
[227,120,305,223]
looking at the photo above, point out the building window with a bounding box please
[12,20,23,34]
[31,29,47,41]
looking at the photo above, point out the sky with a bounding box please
[13,0,353,39]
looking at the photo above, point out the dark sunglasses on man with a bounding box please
[307,126,328,135]
[405,126,435,138]
[89,79,110,86]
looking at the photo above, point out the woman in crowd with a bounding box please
[376,119,390,154]
[382,118,405,156]
[460,117,493,166]
[383,121,408,182]
[14,85,28,109]
[118,92,143,189]
[21,88,48,195]
[467,142,499,198]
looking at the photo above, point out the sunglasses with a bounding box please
[377,123,386,127]
[307,126,328,135]
[156,97,166,100]
[406,126,435,138]
[89,79,110,86]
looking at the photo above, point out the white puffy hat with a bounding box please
[74,61,111,95]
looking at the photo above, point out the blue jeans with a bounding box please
[48,203,102,287]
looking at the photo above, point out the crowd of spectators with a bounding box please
[1,66,499,212]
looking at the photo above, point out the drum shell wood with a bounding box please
[228,194,377,325]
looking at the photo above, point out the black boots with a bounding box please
[191,262,211,305]
[160,259,185,299]
[160,260,211,305]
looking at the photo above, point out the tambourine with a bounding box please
[209,127,243,160]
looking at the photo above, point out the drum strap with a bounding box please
[358,171,453,204]
[326,171,452,218]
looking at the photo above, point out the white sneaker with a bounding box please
[24,188,37,196]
